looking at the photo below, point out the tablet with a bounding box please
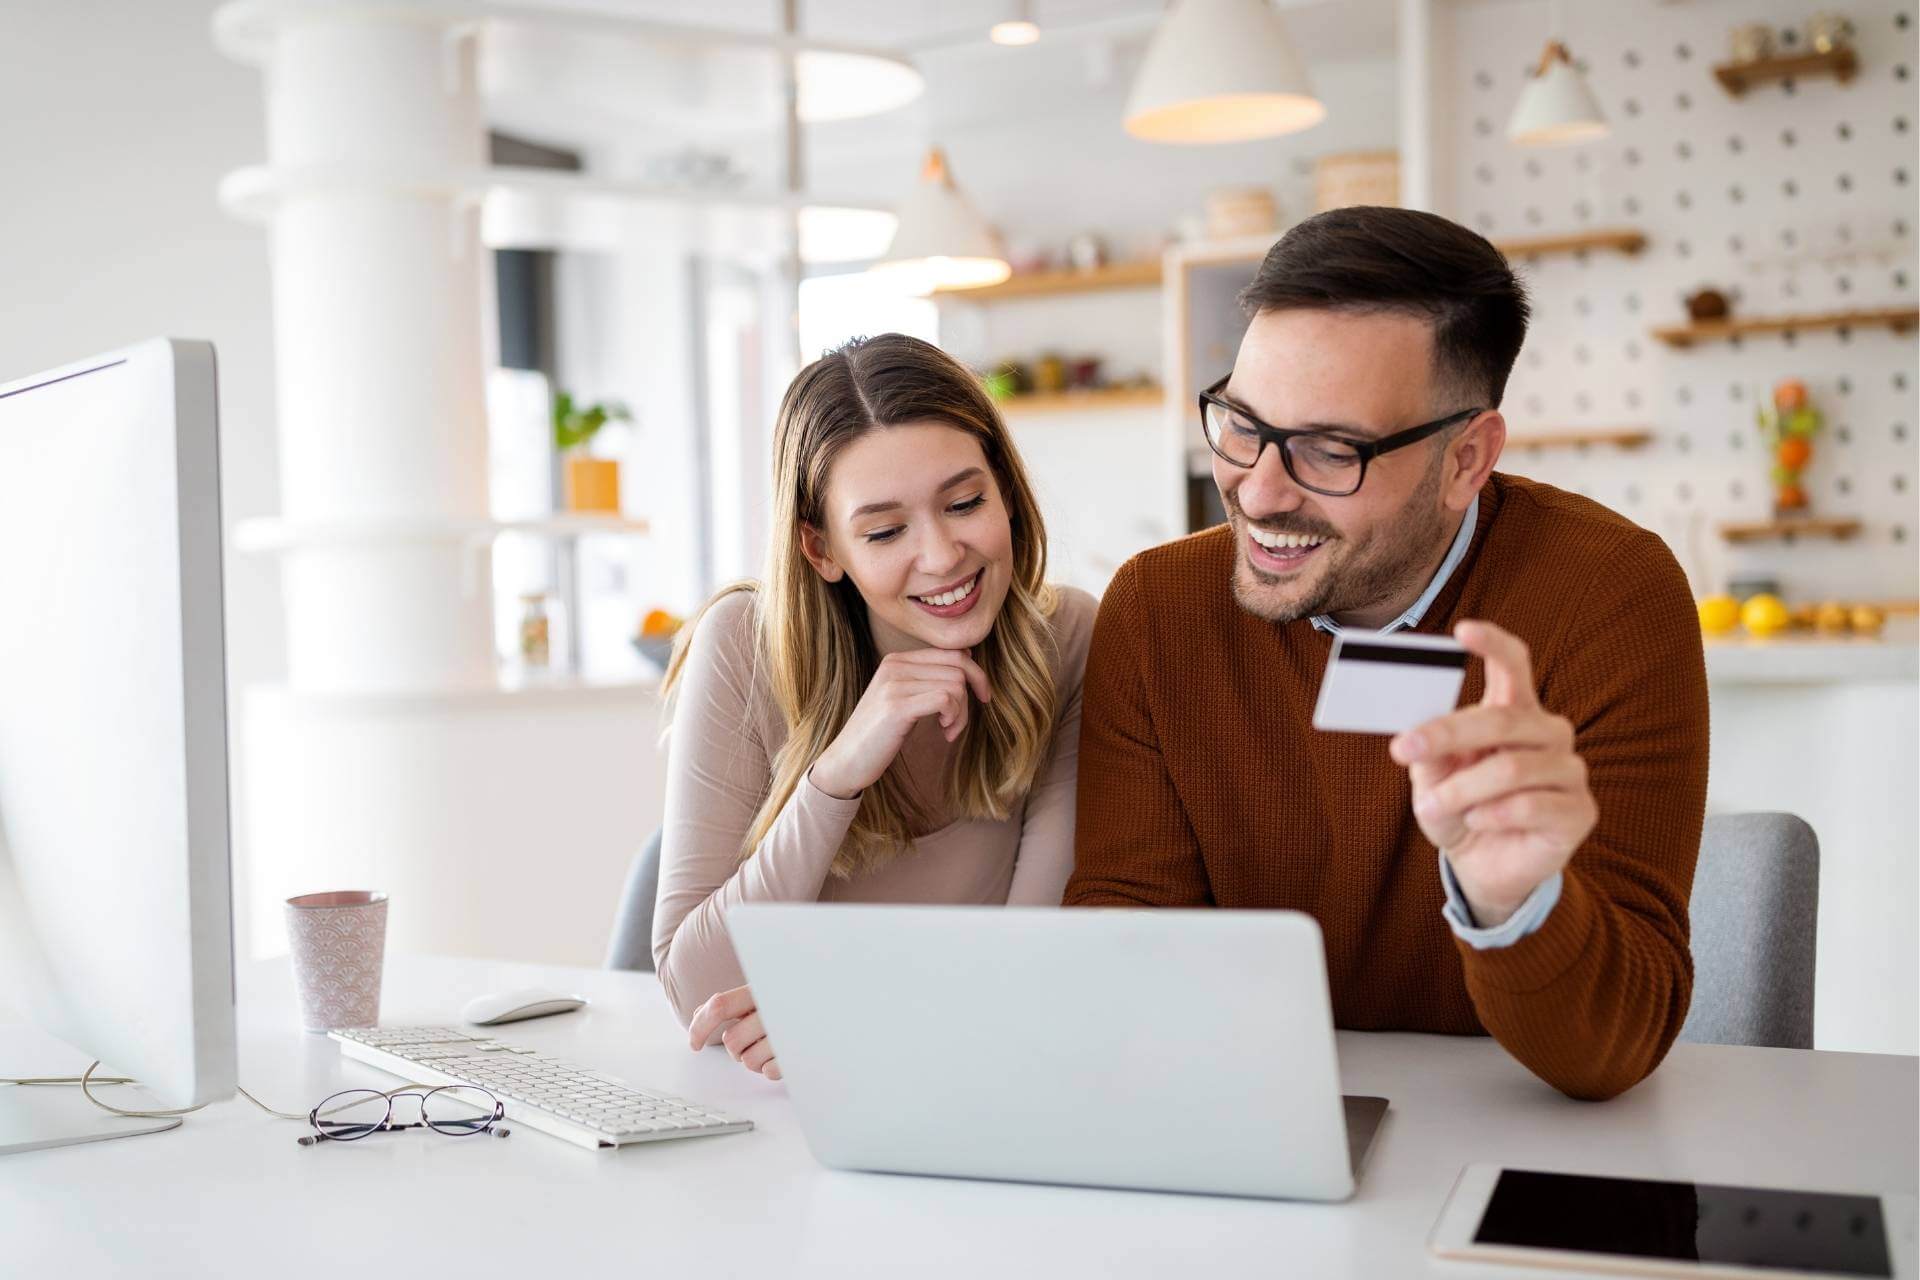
[1430,1164,1919,1278]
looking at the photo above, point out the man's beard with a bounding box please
[1225,468,1453,625]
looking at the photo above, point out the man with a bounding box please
[1065,206,1708,1101]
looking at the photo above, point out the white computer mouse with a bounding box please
[461,987,589,1026]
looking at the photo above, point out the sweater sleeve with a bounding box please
[651,594,862,1025]
[1454,532,1708,1100]
[1064,564,1213,908]
[1005,588,1097,906]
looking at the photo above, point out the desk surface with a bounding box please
[4,955,1914,1279]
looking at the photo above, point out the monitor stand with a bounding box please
[0,1024,182,1155]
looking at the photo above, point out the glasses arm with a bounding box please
[1364,408,1485,460]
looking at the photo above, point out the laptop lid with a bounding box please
[729,904,1363,1201]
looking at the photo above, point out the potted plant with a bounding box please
[554,391,632,514]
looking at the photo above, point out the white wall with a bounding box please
[1431,0,1919,602]
[0,1,282,959]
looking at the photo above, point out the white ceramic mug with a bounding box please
[285,890,389,1032]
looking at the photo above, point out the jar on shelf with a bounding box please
[518,592,552,669]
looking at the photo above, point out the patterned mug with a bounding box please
[286,890,389,1033]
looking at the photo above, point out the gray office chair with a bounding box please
[605,829,663,972]
[1677,812,1819,1050]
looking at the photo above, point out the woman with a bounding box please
[652,332,1095,1081]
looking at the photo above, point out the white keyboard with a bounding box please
[330,1025,753,1152]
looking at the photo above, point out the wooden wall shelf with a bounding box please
[1651,307,1919,347]
[1507,427,1655,450]
[1713,47,1858,96]
[934,260,1162,301]
[997,386,1164,413]
[1719,517,1862,544]
[1493,229,1648,259]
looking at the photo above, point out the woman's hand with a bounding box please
[808,649,992,800]
[688,985,782,1081]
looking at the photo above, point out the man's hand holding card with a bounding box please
[1387,620,1598,929]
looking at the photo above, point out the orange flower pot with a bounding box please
[564,456,621,514]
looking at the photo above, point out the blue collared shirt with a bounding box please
[1309,494,1563,949]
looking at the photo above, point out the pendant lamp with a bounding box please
[869,149,1011,295]
[1124,0,1324,144]
[1507,34,1608,145]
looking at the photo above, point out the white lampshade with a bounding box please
[869,149,1011,295]
[1124,0,1325,144]
[1507,40,1608,146]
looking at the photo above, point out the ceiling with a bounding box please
[504,0,1397,63]
[484,1,1400,164]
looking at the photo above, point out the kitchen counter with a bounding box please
[1704,617,1919,684]
[1700,614,1917,1055]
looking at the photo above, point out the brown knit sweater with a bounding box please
[1065,472,1709,1100]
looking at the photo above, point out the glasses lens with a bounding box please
[1285,435,1365,495]
[312,1089,390,1141]
[423,1085,499,1136]
[1203,401,1263,466]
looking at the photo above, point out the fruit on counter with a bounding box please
[638,608,684,638]
[1697,595,1741,635]
[1814,601,1851,633]
[1849,605,1886,635]
[1739,593,1791,638]
[1772,378,1808,411]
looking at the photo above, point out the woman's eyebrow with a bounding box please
[848,467,984,519]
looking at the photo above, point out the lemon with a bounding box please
[1741,593,1791,638]
[1697,595,1741,635]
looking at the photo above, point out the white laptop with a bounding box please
[727,905,1387,1201]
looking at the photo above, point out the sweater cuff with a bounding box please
[801,766,867,816]
[1456,866,1598,994]
[1439,853,1563,949]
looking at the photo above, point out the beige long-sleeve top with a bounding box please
[652,585,1098,1024]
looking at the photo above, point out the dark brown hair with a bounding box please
[1237,206,1531,409]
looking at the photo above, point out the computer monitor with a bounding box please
[0,338,236,1154]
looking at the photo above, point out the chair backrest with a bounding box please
[1677,812,1819,1050]
[605,829,663,972]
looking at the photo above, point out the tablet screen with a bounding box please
[1474,1169,1891,1276]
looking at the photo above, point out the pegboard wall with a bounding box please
[1437,0,1920,601]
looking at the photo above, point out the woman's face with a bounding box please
[801,422,1016,655]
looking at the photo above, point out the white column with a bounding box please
[258,6,494,692]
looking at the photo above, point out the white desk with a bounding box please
[4,955,1914,1279]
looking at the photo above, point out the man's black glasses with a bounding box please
[297,1084,509,1146]
[1199,375,1482,498]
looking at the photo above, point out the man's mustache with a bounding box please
[1222,493,1337,542]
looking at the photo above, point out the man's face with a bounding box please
[1213,307,1469,627]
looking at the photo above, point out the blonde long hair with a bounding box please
[662,334,1059,878]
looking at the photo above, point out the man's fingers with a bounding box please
[1392,703,1572,766]
[1460,786,1597,836]
[1454,620,1538,710]
[1418,748,1587,821]
[687,985,756,1050]
[1407,745,1492,794]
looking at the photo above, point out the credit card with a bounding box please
[1311,630,1468,735]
